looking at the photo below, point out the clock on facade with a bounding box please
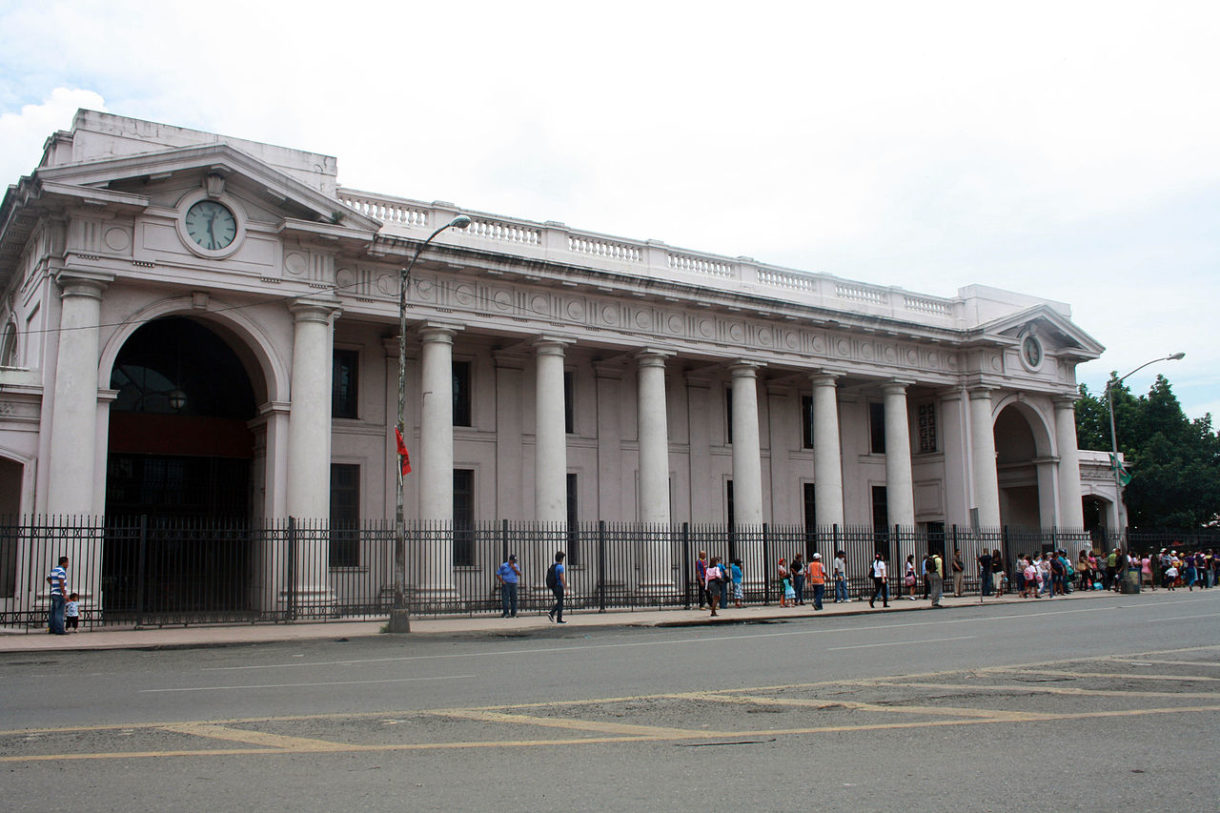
[184,200,238,251]
[1022,335,1043,367]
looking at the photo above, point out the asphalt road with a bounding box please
[3,589,1219,812]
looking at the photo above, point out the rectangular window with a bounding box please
[726,479,735,528]
[725,388,733,444]
[453,468,474,566]
[453,361,472,427]
[869,402,886,454]
[803,482,817,557]
[564,371,574,434]
[329,464,360,567]
[872,484,889,556]
[801,395,814,449]
[917,402,938,453]
[332,349,359,420]
[566,473,579,565]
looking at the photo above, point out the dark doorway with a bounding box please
[103,317,258,618]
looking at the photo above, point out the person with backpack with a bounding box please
[546,551,567,623]
[705,556,724,617]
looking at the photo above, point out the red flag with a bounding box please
[394,427,412,475]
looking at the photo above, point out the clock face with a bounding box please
[1022,335,1042,367]
[184,200,238,251]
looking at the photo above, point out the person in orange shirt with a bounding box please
[807,553,827,611]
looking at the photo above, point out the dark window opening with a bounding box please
[869,402,886,454]
[332,349,359,420]
[566,473,579,565]
[917,402,938,453]
[453,361,472,427]
[725,388,733,444]
[872,484,889,556]
[564,371,574,434]
[453,468,474,566]
[803,482,817,557]
[801,395,814,449]
[330,464,360,567]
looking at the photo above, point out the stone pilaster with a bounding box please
[811,373,845,530]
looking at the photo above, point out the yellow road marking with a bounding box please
[879,681,1220,699]
[670,690,1041,721]
[988,668,1220,683]
[159,722,349,752]
[430,708,730,739]
[1108,659,1220,668]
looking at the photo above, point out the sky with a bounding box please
[0,0,1216,419]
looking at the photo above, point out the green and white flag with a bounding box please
[1109,453,1132,486]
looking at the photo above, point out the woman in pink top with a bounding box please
[705,556,723,616]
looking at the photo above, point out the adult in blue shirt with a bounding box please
[47,556,68,635]
[547,551,567,623]
[496,554,521,618]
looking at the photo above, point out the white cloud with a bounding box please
[1,1,1217,418]
[0,88,106,185]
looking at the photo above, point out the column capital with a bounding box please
[1052,394,1078,410]
[881,379,915,395]
[729,361,760,379]
[636,348,673,368]
[534,336,573,357]
[810,372,841,388]
[289,295,342,324]
[418,322,462,344]
[968,385,998,401]
[54,268,113,300]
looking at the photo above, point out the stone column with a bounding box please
[882,382,916,562]
[968,387,1002,529]
[284,296,341,615]
[637,349,673,590]
[811,374,845,530]
[1053,396,1085,530]
[729,363,764,526]
[45,270,111,613]
[417,323,460,598]
[534,338,569,593]
[46,271,110,516]
[534,338,569,522]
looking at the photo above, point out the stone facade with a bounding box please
[0,111,1122,610]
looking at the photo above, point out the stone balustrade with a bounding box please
[336,189,961,327]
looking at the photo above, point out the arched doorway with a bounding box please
[994,405,1044,529]
[103,316,259,618]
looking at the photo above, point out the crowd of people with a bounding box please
[689,545,1218,617]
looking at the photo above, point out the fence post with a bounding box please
[135,515,148,628]
[681,523,691,610]
[598,520,607,613]
[286,517,297,622]
[832,524,841,598]
[763,523,771,606]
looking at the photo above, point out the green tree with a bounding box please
[1076,375,1220,527]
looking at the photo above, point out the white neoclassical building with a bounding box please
[0,111,1122,614]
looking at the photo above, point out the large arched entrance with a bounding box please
[103,316,260,618]
[994,404,1046,529]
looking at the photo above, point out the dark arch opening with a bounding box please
[103,317,260,620]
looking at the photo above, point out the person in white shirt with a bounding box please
[833,552,848,603]
[705,556,724,617]
[869,552,889,608]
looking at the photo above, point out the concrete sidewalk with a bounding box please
[0,589,1112,654]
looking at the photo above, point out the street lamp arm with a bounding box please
[1114,352,1186,386]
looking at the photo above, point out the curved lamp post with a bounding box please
[1105,351,1185,526]
[390,214,472,633]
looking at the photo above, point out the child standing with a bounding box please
[65,592,80,632]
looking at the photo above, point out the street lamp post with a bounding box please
[1105,351,1185,528]
[389,214,472,634]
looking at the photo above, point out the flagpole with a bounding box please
[1104,352,1185,532]
[388,214,472,634]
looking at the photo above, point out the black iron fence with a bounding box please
[0,516,1214,630]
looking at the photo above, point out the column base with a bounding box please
[386,608,412,633]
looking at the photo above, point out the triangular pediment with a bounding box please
[973,304,1104,360]
[33,142,382,234]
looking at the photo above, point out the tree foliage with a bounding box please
[1075,375,1220,528]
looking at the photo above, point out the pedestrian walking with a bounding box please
[904,554,918,600]
[496,554,521,617]
[46,556,68,635]
[869,552,889,608]
[778,558,792,607]
[730,559,744,608]
[978,549,993,597]
[927,552,944,608]
[833,551,848,603]
[546,551,567,623]
[705,556,724,616]
[951,549,965,597]
[695,550,708,609]
[808,553,826,611]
